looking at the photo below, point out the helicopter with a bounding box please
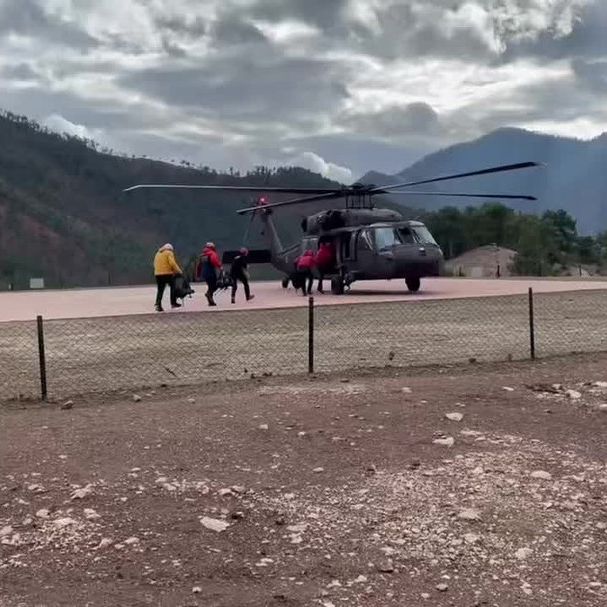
[124,160,540,295]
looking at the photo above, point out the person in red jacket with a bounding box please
[314,239,335,294]
[295,249,315,296]
[199,242,223,306]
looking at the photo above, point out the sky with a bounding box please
[1,0,606,183]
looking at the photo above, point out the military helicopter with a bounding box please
[124,161,540,294]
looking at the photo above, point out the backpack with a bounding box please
[174,275,195,301]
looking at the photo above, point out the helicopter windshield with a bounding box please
[411,225,438,245]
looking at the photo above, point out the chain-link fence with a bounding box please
[2,288,607,401]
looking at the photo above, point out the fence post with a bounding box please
[308,296,315,374]
[528,287,536,360]
[37,315,48,401]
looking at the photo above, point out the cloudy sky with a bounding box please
[1,0,605,182]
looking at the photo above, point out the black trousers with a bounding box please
[205,274,218,302]
[156,275,176,306]
[231,274,250,299]
[300,270,313,296]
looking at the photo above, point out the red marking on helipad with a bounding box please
[1,278,606,322]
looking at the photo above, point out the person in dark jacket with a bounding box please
[295,249,315,296]
[198,242,223,306]
[230,248,254,304]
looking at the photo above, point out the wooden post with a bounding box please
[308,296,314,374]
[37,315,48,401]
[528,288,536,360]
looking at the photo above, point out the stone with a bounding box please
[565,389,581,400]
[464,533,481,544]
[187,398,196,404]
[377,559,394,573]
[433,437,455,447]
[192,586,202,594]
[258,424,269,431]
[200,517,230,532]
[458,508,481,521]
[313,467,325,473]
[125,537,140,545]
[503,387,515,392]
[436,583,449,592]
[530,470,552,481]
[133,394,142,402]
[36,508,50,519]
[97,538,113,549]
[401,387,412,393]
[354,575,368,583]
[598,404,607,412]
[593,381,607,388]
[61,400,74,410]
[53,517,77,529]
[421,593,430,599]
[515,547,533,560]
[84,508,101,520]
[0,525,13,538]
[445,412,464,422]
[71,484,94,500]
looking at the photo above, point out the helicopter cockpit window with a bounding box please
[411,225,438,245]
[374,227,402,250]
[397,227,416,244]
[359,229,373,250]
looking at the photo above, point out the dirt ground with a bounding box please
[2,355,607,606]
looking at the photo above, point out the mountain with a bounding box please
[0,111,344,289]
[361,127,607,235]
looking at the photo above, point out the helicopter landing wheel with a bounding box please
[406,277,421,293]
[330,276,345,295]
[281,276,289,289]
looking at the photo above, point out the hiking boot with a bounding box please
[231,297,235,304]
[171,302,182,309]
[246,294,255,302]
[155,304,163,312]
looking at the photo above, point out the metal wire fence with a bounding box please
[2,288,607,401]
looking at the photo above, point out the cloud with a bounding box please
[290,151,353,184]
[341,103,442,140]
[42,114,99,140]
[0,0,605,180]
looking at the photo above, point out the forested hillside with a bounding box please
[0,111,342,289]
[3,110,607,289]
[363,127,607,235]
[422,204,607,276]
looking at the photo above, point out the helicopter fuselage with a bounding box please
[261,207,444,293]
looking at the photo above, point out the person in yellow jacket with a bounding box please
[154,243,183,312]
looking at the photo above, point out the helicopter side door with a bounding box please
[353,228,378,280]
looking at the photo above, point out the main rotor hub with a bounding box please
[345,189,374,210]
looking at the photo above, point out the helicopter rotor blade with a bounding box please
[237,191,344,214]
[371,161,543,193]
[383,191,537,201]
[123,184,342,194]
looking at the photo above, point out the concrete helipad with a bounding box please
[1,278,607,322]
